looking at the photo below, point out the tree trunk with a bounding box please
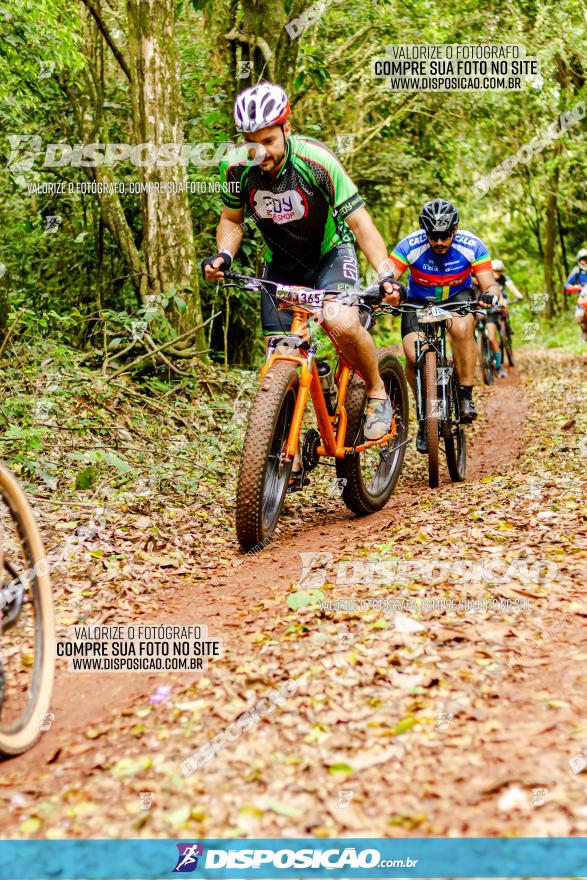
[543,150,561,319]
[225,0,313,92]
[127,0,205,350]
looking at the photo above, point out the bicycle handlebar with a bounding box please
[223,272,382,304]
[222,273,484,318]
[379,299,480,317]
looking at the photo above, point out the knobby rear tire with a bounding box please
[235,362,298,551]
[444,374,467,482]
[336,349,409,516]
[478,332,495,385]
[504,320,514,366]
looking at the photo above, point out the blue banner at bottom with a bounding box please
[0,837,586,879]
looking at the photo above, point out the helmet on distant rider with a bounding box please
[419,198,459,234]
[576,248,587,262]
[234,82,290,133]
[491,259,505,272]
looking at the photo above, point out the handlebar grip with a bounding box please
[362,287,384,304]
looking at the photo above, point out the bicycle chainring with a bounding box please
[302,429,321,472]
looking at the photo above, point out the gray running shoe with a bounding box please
[364,396,393,441]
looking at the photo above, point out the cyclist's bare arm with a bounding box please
[346,208,401,305]
[204,207,245,280]
[475,268,501,300]
[505,278,524,301]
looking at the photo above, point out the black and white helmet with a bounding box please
[234,82,290,133]
[419,198,459,234]
[576,248,587,262]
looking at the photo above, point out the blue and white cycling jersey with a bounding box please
[565,266,587,292]
[390,228,492,302]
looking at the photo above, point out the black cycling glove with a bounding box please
[479,292,498,307]
[379,277,407,301]
[201,251,232,279]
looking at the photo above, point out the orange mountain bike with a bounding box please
[223,273,409,551]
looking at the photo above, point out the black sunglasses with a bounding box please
[427,229,454,242]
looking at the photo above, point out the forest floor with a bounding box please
[0,344,586,839]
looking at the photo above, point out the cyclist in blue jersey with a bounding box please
[386,199,500,453]
[565,249,587,340]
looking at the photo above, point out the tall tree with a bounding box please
[126,0,205,348]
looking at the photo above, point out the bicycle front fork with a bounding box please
[415,336,450,423]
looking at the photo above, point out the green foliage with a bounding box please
[1,0,586,365]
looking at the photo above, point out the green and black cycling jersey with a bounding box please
[219,135,364,273]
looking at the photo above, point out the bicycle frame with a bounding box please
[414,321,450,426]
[393,298,478,425]
[260,306,397,461]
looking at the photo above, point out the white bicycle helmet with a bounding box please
[234,82,290,133]
[576,248,587,261]
[491,259,505,272]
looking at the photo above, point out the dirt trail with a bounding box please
[2,369,529,783]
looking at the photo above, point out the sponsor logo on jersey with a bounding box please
[251,188,307,224]
[456,235,478,246]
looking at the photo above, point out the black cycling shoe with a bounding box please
[416,421,428,454]
[459,398,478,424]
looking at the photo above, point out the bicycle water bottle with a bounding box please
[316,360,337,415]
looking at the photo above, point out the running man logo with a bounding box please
[173,843,204,873]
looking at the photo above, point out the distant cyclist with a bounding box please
[474,259,522,377]
[491,259,524,306]
[201,82,403,446]
[386,199,500,453]
[490,258,523,369]
[564,248,587,340]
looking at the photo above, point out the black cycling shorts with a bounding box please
[401,288,475,338]
[261,242,371,334]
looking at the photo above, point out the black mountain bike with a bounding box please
[390,297,478,489]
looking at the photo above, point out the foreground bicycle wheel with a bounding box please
[236,361,297,551]
[0,464,54,756]
[336,348,409,515]
[424,348,440,489]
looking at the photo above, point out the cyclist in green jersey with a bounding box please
[201,82,403,442]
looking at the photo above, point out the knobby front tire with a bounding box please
[424,349,440,489]
[0,464,54,757]
[235,362,298,551]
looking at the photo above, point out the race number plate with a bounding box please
[276,285,324,308]
[418,305,450,323]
